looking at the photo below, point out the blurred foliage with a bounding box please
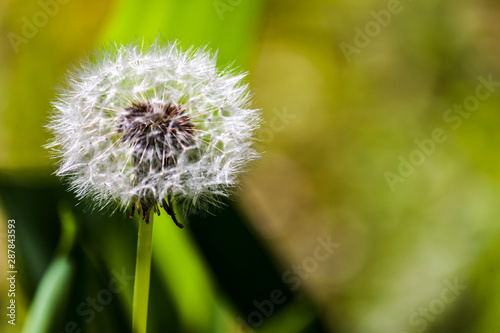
[2,0,500,333]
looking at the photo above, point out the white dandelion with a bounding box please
[47,40,260,227]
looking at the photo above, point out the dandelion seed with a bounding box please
[47,40,261,227]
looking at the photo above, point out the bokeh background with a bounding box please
[1,0,500,332]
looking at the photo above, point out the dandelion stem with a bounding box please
[132,211,154,333]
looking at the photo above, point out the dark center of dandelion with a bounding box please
[118,101,195,227]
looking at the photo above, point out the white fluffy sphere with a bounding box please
[47,40,260,224]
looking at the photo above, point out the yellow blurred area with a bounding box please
[242,0,500,332]
[0,0,116,175]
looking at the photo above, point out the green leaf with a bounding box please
[21,257,74,333]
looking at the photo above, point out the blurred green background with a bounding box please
[1,0,500,332]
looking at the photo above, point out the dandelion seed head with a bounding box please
[47,40,260,224]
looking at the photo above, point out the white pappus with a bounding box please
[47,40,261,227]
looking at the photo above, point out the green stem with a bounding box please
[132,211,154,333]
